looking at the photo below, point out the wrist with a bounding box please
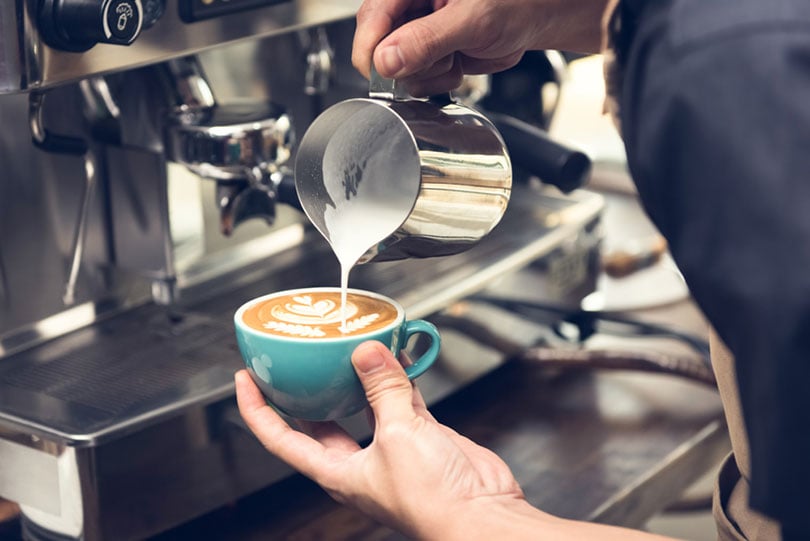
[532,0,613,53]
[422,495,560,541]
[422,495,679,541]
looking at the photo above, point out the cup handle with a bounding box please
[401,319,441,380]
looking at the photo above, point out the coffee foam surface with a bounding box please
[242,291,399,339]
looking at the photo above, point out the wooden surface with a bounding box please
[148,359,728,540]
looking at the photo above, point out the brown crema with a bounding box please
[242,291,399,339]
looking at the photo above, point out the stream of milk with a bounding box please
[320,106,420,330]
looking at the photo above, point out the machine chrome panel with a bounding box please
[0,22,361,357]
[0,436,61,515]
[1,0,362,93]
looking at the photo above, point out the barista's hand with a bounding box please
[352,0,609,96]
[235,341,536,539]
[236,343,677,541]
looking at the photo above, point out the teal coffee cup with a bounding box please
[234,287,441,421]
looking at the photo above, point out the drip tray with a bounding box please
[0,310,241,444]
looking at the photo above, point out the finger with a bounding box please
[407,52,455,79]
[353,0,431,78]
[235,370,342,480]
[364,406,376,432]
[351,341,418,426]
[400,61,464,97]
[397,351,435,420]
[373,5,477,78]
[297,420,362,453]
[458,51,525,75]
[362,384,429,430]
[410,382,436,420]
[395,52,461,96]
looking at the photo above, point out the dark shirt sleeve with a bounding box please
[618,0,810,534]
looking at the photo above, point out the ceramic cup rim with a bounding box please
[234,287,406,343]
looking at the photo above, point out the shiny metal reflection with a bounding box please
[295,75,511,263]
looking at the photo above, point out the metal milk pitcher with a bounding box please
[294,67,512,264]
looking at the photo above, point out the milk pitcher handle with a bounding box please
[369,62,452,105]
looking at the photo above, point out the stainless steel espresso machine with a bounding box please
[0,2,604,539]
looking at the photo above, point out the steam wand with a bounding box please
[28,83,112,306]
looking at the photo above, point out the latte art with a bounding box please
[242,291,399,338]
[270,295,357,326]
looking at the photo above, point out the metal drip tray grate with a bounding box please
[0,310,241,444]
[4,331,224,415]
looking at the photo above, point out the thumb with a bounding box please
[352,341,417,425]
[373,5,473,78]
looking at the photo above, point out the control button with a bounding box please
[105,0,140,40]
[38,0,145,52]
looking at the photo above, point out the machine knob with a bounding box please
[39,0,144,52]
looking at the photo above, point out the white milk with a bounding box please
[320,106,420,330]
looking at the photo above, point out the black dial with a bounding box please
[39,0,144,52]
[141,0,166,29]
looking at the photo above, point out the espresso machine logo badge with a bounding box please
[116,3,134,32]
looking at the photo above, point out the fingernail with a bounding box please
[378,45,404,77]
[353,342,387,375]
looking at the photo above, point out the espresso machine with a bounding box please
[0,2,604,539]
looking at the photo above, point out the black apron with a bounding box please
[601,0,810,538]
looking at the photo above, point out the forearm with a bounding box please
[430,497,676,541]
[529,0,614,54]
